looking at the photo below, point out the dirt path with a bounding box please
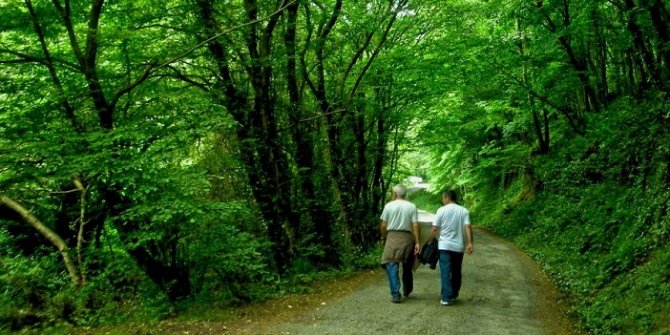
[211,228,579,335]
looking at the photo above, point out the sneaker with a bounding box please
[440,300,450,306]
[392,296,401,303]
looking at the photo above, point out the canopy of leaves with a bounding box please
[1,0,669,334]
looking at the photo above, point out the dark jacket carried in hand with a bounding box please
[419,238,438,269]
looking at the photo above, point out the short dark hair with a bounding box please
[442,189,458,204]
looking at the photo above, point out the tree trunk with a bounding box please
[643,0,670,81]
[517,18,550,153]
[535,0,594,126]
[100,187,191,301]
[284,1,337,265]
[592,9,610,105]
[196,0,297,271]
[371,114,386,211]
[624,0,662,87]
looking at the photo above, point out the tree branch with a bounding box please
[264,0,287,46]
[24,0,83,132]
[109,62,157,111]
[0,46,87,71]
[339,30,375,97]
[163,66,211,92]
[310,0,343,114]
[156,0,298,72]
[346,0,407,107]
[0,194,82,287]
[85,0,104,68]
[73,176,88,285]
[0,48,46,65]
[505,69,584,135]
[51,0,86,69]
[300,2,318,102]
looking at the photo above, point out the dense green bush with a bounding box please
[0,256,69,331]
[186,202,278,305]
[0,196,279,332]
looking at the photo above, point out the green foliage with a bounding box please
[0,255,69,331]
[4,0,410,328]
[413,0,670,333]
[583,245,670,334]
[0,235,170,331]
[186,202,278,305]
[340,243,385,272]
[74,255,171,326]
[469,101,670,334]
[408,189,441,213]
[2,0,670,333]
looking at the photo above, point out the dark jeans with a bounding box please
[439,250,464,302]
[384,258,414,299]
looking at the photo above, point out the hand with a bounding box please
[466,243,473,255]
[414,243,421,255]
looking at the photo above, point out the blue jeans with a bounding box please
[439,250,464,302]
[384,261,414,299]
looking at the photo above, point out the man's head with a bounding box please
[442,189,458,204]
[392,184,407,199]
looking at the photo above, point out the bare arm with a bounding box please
[430,226,438,241]
[465,224,474,255]
[412,222,421,255]
[380,220,388,243]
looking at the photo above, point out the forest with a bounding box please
[0,0,669,334]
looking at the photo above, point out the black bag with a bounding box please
[418,238,438,269]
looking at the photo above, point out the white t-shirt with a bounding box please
[432,203,470,252]
[380,199,418,231]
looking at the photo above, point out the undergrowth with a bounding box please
[473,100,670,334]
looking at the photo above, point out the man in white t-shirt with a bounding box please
[380,184,420,303]
[430,189,474,306]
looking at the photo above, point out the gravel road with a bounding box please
[228,228,578,335]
